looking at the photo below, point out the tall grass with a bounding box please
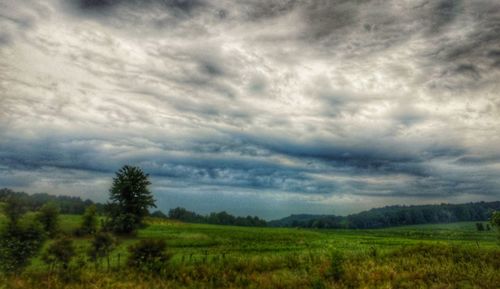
[0,216,498,288]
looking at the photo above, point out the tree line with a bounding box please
[165,207,267,227]
[269,201,500,229]
[0,189,267,228]
[0,188,105,215]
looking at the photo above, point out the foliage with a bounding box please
[270,201,500,229]
[168,207,205,223]
[127,239,172,273]
[1,214,500,288]
[1,195,29,224]
[168,207,267,227]
[0,188,104,214]
[42,237,76,270]
[88,232,116,265]
[0,217,46,274]
[105,166,156,234]
[76,205,98,236]
[150,210,168,219]
[35,202,60,238]
[476,222,485,231]
[491,211,500,229]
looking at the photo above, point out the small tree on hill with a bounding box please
[36,202,60,238]
[105,165,156,234]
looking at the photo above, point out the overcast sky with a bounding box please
[1,0,499,219]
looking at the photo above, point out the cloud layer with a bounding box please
[1,0,499,218]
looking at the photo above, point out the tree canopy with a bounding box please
[105,165,156,234]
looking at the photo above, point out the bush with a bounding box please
[0,220,46,274]
[127,239,172,273]
[36,202,60,238]
[42,237,76,271]
[78,205,98,236]
[88,232,116,270]
[491,211,500,230]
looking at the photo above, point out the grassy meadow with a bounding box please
[1,215,499,289]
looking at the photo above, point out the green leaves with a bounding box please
[127,239,172,273]
[42,237,76,270]
[105,165,156,235]
[0,218,46,274]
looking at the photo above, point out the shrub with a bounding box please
[127,239,172,273]
[88,232,116,270]
[36,202,60,238]
[0,220,46,274]
[42,237,76,271]
[491,211,500,230]
[78,205,98,236]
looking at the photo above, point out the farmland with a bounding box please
[1,214,499,289]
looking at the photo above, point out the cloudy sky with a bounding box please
[1,0,499,219]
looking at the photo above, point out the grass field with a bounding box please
[1,215,499,288]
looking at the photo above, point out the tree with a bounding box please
[1,195,28,224]
[36,202,60,238]
[476,222,485,231]
[77,204,98,236]
[105,165,156,234]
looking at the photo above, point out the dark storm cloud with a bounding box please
[1,0,499,217]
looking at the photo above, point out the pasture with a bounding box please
[1,215,499,289]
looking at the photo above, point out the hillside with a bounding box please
[269,201,500,229]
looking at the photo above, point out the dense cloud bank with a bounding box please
[1,0,499,218]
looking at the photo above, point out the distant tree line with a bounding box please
[269,201,500,229]
[0,188,104,215]
[162,207,267,227]
[0,187,266,227]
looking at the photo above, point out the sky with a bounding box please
[0,0,499,219]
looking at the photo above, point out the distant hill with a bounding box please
[269,201,500,229]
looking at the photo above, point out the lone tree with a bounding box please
[105,165,156,234]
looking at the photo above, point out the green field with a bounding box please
[1,215,499,288]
